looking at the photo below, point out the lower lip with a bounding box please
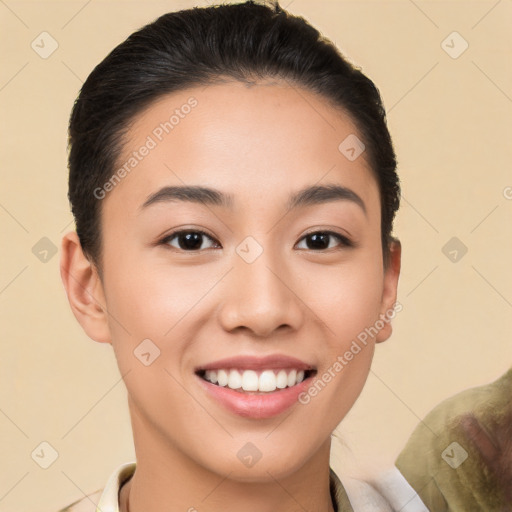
[196,374,313,419]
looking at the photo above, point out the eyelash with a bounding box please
[159,229,354,252]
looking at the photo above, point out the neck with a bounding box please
[120,406,336,512]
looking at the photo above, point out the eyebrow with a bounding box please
[140,183,366,214]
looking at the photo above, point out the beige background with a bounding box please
[1,0,511,510]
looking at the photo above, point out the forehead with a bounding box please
[103,79,379,219]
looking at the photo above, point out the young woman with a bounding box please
[59,1,419,510]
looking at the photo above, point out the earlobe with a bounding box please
[376,239,401,343]
[60,231,111,344]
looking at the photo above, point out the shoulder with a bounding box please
[343,477,394,511]
[342,467,430,512]
[395,368,512,511]
[413,367,512,433]
[56,461,136,512]
[331,465,429,511]
[56,489,102,512]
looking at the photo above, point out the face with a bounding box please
[63,79,400,482]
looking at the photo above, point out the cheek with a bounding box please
[297,255,384,343]
[300,255,384,419]
[103,255,230,384]
[103,260,205,421]
[104,255,214,335]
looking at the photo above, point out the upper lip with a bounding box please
[195,354,315,372]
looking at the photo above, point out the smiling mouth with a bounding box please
[195,368,317,394]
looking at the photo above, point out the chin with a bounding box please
[201,444,314,483]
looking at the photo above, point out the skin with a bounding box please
[60,79,401,512]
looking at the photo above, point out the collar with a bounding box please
[95,462,354,512]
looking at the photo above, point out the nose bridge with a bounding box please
[217,237,303,336]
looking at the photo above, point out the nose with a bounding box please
[217,247,304,338]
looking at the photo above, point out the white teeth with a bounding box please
[242,370,259,391]
[217,369,228,387]
[259,370,277,392]
[202,368,309,392]
[205,370,218,384]
[228,369,242,389]
[276,370,288,389]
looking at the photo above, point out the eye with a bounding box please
[159,229,353,252]
[160,229,220,251]
[295,231,353,251]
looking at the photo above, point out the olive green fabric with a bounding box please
[396,368,512,512]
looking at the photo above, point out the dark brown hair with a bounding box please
[67,0,400,272]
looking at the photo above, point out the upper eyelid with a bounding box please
[163,228,216,239]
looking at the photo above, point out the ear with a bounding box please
[59,231,111,343]
[375,239,401,343]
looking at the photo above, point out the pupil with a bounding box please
[308,233,328,250]
[180,232,202,250]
